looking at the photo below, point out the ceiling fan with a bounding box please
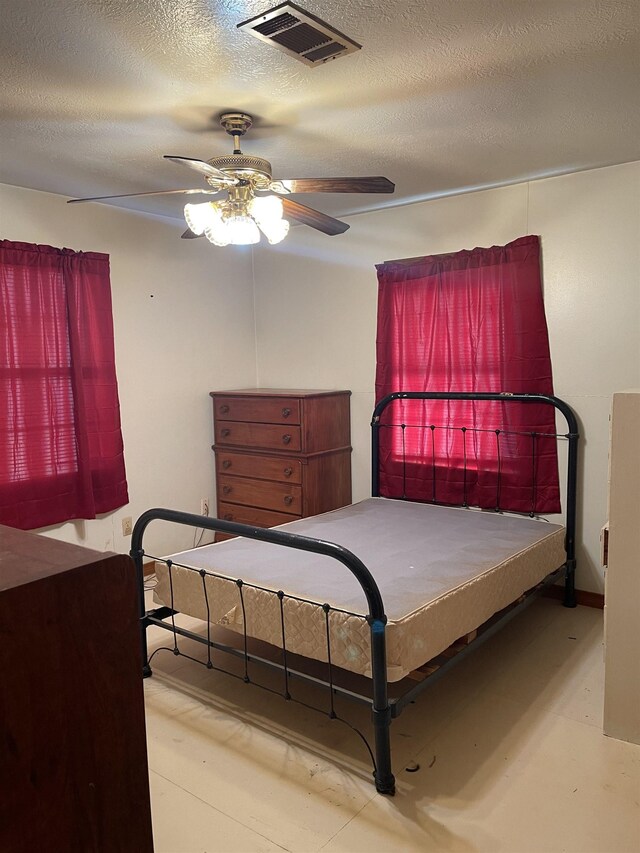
[68,112,395,246]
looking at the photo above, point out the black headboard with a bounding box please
[371,391,579,568]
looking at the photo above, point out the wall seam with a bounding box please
[251,246,259,387]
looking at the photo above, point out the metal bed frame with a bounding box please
[131,391,579,796]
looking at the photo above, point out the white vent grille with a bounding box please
[237,2,361,68]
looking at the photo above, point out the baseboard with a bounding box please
[543,585,604,609]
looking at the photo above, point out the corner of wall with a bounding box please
[251,245,260,387]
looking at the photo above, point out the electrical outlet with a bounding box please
[122,516,133,536]
[200,498,210,517]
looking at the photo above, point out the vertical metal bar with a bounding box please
[462,426,468,507]
[167,560,179,656]
[530,432,537,517]
[236,580,250,682]
[371,415,381,497]
[495,429,502,511]
[323,604,337,719]
[563,431,579,608]
[131,543,152,678]
[369,616,395,795]
[200,570,213,669]
[430,424,436,503]
[401,423,407,498]
[278,591,291,699]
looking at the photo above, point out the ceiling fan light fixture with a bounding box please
[204,210,260,246]
[258,217,290,245]
[186,193,290,246]
[184,201,216,235]
[227,214,261,245]
[250,194,283,223]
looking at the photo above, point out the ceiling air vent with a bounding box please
[237,2,361,68]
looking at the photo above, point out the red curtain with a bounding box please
[375,235,560,514]
[0,240,129,529]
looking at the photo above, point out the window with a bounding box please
[0,240,129,529]
[375,235,560,514]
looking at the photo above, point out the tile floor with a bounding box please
[143,592,640,852]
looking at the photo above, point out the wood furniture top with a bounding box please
[209,388,352,398]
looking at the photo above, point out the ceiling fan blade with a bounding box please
[272,177,394,194]
[181,229,203,239]
[67,188,221,204]
[164,155,236,184]
[281,198,349,236]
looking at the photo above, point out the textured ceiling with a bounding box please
[1,0,639,222]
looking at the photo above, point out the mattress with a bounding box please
[153,498,566,682]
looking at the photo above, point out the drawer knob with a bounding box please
[282,434,292,445]
[223,513,233,521]
[284,495,294,507]
[220,404,230,414]
[282,407,291,418]
[222,485,232,495]
[222,459,232,469]
[221,428,231,438]
[283,467,293,477]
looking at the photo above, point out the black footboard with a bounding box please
[131,509,397,795]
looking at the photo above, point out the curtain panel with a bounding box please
[0,240,129,529]
[375,235,560,514]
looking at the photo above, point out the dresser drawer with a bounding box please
[214,395,301,425]
[216,451,302,484]
[216,421,302,452]
[217,502,299,527]
[218,475,302,515]
[211,388,351,539]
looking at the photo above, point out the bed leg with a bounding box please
[132,545,153,677]
[563,559,577,608]
[373,707,395,795]
[369,617,396,795]
[141,612,152,678]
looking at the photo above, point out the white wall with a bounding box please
[253,162,640,594]
[3,163,639,589]
[0,183,257,557]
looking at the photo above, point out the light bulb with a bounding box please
[257,218,290,245]
[202,204,230,246]
[250,195,284,226]
[226,215,260,245]
[184,202,216,235]
[204,222,230,246]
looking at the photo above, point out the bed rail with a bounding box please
[371,391,579,607]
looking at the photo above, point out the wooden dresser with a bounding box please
[0,525,154,853]
[210,389,352,537]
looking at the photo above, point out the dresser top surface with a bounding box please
[0,524,119,592]
[210,388,351,398]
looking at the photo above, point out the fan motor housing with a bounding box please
[207,154,272,185]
